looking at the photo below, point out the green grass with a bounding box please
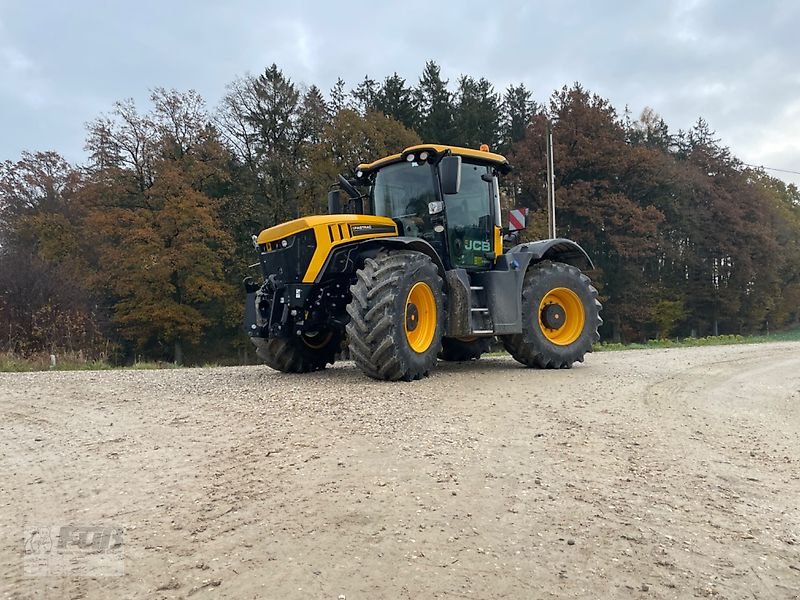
[482,328,800,356]
[129,361,185,370]
[0,352,186,373]
[594,328,800,352]
[0,353,111,372]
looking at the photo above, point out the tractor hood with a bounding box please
[256,214,399,283]
[256,214,397,246]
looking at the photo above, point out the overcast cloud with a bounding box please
[1,0,798,185]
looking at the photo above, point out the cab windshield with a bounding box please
[370,161,436,219]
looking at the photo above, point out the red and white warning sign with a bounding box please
[508,208,527,231]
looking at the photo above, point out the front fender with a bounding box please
[316,236,447,282]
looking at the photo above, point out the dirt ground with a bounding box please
[1,343,799,599]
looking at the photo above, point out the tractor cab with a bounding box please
[347,144,512,272]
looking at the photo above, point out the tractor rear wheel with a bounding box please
[253,330,341,373]
[439,337,493,362]
[502,260,601,368]
[346,250,445,381]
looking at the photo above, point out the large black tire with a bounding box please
[502,260,601,368]
[346,250,445,381]
[438,337,493,362]
[253,330,341,373]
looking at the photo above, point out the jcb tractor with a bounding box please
[244,144,601,381]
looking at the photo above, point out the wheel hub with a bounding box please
[537,287,586,346]
[540,303,566,330]
[406,304,419,332]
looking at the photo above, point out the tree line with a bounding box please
[1,61,798,363]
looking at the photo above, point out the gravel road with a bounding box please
[2,343,800,599]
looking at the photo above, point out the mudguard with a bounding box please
[469,238,595,336]
[316,236,447,282]
[506,238,594,272]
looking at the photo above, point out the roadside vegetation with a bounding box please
[0,352,184,373]
[3,328,799,372]
[594,327,800,351]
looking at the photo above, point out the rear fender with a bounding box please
[506,238,594,272]
[473,239,593,335]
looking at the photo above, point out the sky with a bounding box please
[1,0,799,186]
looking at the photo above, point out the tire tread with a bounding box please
[346,250,444,381]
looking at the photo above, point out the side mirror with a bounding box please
[328,189,342,214]
[439,155,462,195]
[502,228,520,244]
[338,174,360,199]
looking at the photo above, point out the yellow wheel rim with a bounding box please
[405,282,437,353]
[538,287,585,346]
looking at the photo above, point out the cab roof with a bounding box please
[356,144,512,176]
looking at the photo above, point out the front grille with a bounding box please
[258,229,317,282]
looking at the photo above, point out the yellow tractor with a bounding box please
[244,144,601,380]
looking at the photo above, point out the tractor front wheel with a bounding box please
[502,260,601,368]
[253,330,341,373]
[346,250,445,381]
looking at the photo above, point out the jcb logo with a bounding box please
[465,240,491,252]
